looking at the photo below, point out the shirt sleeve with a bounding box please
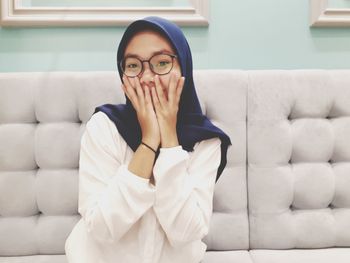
[78,112,156,244]
[152,137,222,248]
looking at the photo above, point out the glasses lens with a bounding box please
[122,57,142,77]
[150,54,173,75]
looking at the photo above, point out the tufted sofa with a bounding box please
[1,70,350,263]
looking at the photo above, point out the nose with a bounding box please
[139,62,155,89]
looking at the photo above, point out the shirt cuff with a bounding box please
[117,164,155,189]
[154,145,189,177]
[158,145,189,162]
[159,145,184,152]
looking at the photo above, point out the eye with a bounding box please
[157,61,170,67]
[127,63,138,68]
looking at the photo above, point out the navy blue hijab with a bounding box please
[93,16,232,183]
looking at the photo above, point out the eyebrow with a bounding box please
[124,48,174,59]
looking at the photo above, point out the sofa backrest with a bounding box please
[0,70,248,256]
[193,70,249,250]
[247,70,350,249]
[2,69,349,255]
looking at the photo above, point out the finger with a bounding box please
[175,76,185,106]
[154,75,166,107]
[121,83,134,103]
[123,75,140,109]
[151,86,160,112]
[144,85,152,109]
[121,83,129,99]
[168,71,177,105]
[134,76,145,107]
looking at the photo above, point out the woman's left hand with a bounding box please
[150,72,185,148]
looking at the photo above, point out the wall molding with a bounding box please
[0,0,209,27]
[310,0,350,27]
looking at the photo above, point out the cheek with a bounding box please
[173,63,182,76]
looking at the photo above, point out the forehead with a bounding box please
[124,30,175,58]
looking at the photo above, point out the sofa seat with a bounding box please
[0,255,67,263]
[2,249,350,263]
[250,248,350,263]
[202,250,253,263]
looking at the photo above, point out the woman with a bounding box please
[65,16,232,263]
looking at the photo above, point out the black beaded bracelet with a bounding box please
[141,141,156,154]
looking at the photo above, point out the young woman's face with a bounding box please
[123,30,182,99]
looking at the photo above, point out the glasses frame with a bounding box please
[120,52,178,78]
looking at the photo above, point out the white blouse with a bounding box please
[65,111,222,263]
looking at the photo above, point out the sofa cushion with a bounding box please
[250,248,350,263]
[202,250,253,263]
[0,255,67,263]
[247,70,350,249]
[193,70,249,250]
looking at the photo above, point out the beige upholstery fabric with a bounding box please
[248,70,350,250]
[1,70,349,262]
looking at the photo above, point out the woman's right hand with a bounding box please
[122,75,160,151]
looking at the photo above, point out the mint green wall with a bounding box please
[329,0,350,8]
[1,0,350,72]
[22,0,191,7]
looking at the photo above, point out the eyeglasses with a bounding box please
[120,53,177,78]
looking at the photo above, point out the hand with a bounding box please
[151,72,185,147]
[122,75,160,150]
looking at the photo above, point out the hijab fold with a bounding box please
[93,16,232,183]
